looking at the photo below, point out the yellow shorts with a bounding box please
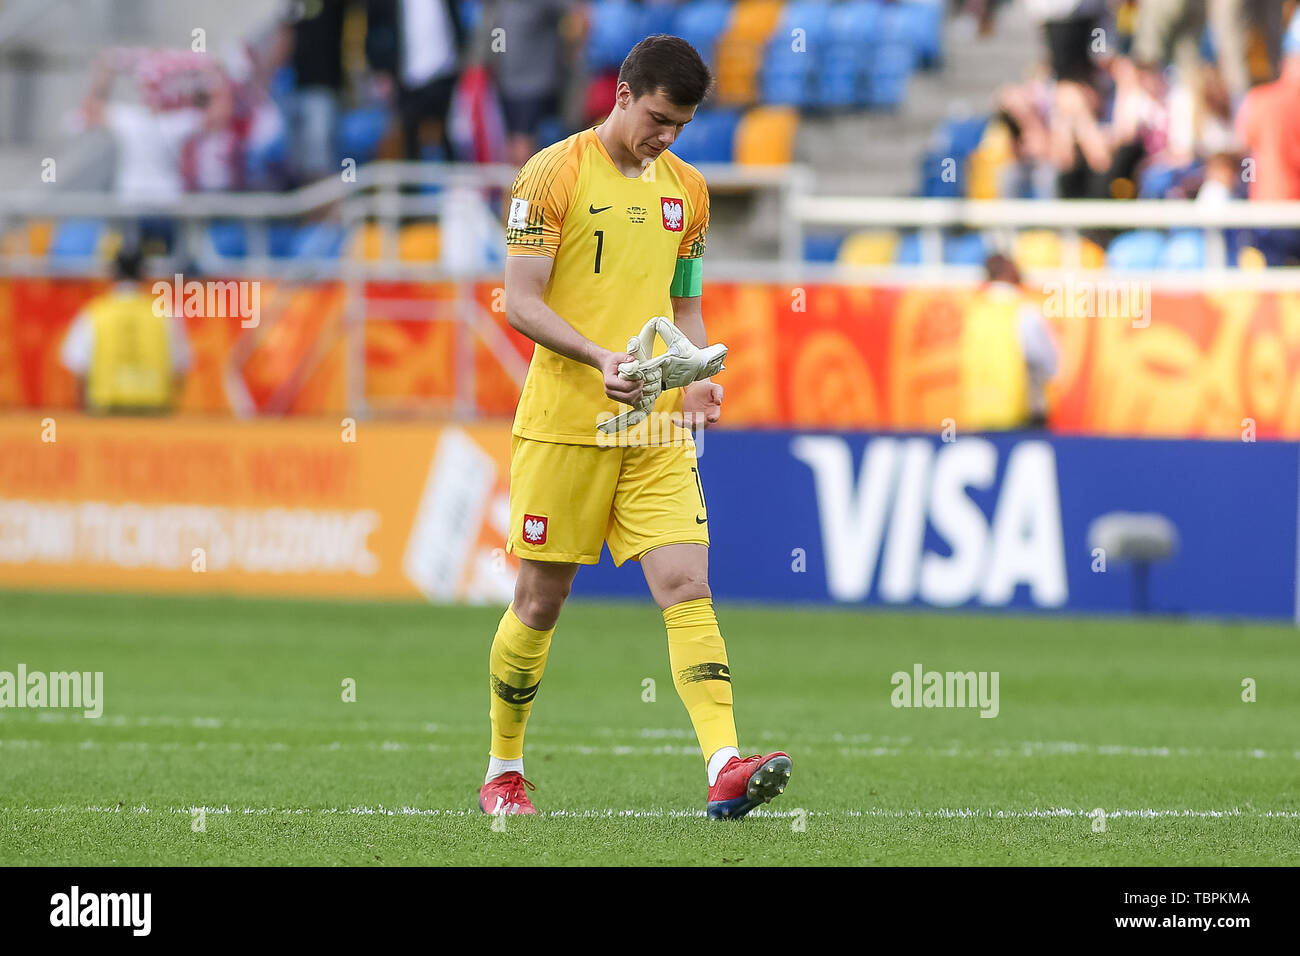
[506,435,710,566]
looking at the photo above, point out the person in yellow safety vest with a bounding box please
[962,253,1060,430]
[59,247,192,414]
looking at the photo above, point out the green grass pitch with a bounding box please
[1,590,1297,866]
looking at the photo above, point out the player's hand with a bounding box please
[599,350,644,405]
[679,381,723,428]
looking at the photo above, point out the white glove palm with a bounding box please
[596,317,727,435]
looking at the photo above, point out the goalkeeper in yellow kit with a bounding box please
[479,35,791,819]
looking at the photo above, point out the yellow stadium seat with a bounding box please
[1238,245,1267,270]
[965,121,1014,200]
[1013,230,1063,269]
[348,222,383,260]
[399,223,441,261]
[715,0,783,106]
[735,106,799,165]
[838,230,899,266]
[1080,237,1106,269]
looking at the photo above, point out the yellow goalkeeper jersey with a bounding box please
[505,126,709,445]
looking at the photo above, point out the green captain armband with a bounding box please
[670,257,703,297]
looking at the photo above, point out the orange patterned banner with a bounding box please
[4,277,1299,438]
[0,415,517,600]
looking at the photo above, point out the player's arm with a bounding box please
[505,255,643,406]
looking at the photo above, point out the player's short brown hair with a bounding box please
[619,34,714,107]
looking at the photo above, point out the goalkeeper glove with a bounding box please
[596,316,727,435]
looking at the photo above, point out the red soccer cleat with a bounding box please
[479,771,538,816]
[706,752,793,819]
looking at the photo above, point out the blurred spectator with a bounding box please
[1026,0,1107,85]
[283,0,348,183]
[1136,0,1284,105]
[487,0,584,167]
[59,247,193,415]
[963,254,1060,430]
[1234,11,1300,263]
[367,0,466,160]
[81,50,231,250]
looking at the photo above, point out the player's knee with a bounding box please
[513,579,570,630]
[657,573,711,610]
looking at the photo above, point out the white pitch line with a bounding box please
[2,737,1297,761]
[2,804,1299,820]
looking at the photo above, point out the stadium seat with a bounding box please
[670,109,740,164]
[899,0,944,69]
[1,219,52,257]
[268,223,300,258]
[209,221,248,258]
[587,0,644,70]
[349,223,383,260]
[673,0,732,62]
[1106,230,1166,269]
[814,52,863,109]
[837,230,898,266]
[866,42,913,109]
[399,223,442,262]
[734,106,798,165]
[715,0,784,106]
[804,233,845,263]
[895,231,923,265]
[1013,230,1063,269]
[49,219,106,259]
[944,232,988,266]
[1159,229,1206,270]
[293,223,345,259]
[338,106,390,166]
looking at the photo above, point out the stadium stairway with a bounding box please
[795,10,1041,197]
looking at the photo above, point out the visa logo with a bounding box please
[791,436,1067,607]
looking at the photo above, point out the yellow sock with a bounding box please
[488,605,554,760]
[665,597,738,762]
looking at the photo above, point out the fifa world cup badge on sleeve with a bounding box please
[508,198,530,229]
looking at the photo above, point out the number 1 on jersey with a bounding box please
[593,229,604,273]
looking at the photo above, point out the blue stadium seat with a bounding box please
[338,106,389,166]
[762,47,815,107]
[776,1,834,48]
[209,221,248,258]
[1159,229,1205,270]
[829,0,883,45]
[803,233,844,263]
[50,219,104,258]
[919,150,961,198]
[669,109,739,164]
[268,223,300,258]
[900,1,944,69]
[944,232,988,265]
[814,51,863,108]
[637,1,679,41]
[292,223,346,259]
[866,42,912,108]
[458,0,482,34]
[672,0,731,62]
[587,0,644,70]
[1106,230,1165,269]
[896,231,923,265]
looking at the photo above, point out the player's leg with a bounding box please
[640,542,740,778]
[483,557,577,812]
[609,441,791,819]
[481,437,619,814]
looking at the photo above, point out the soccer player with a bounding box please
[480,34,791,819]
